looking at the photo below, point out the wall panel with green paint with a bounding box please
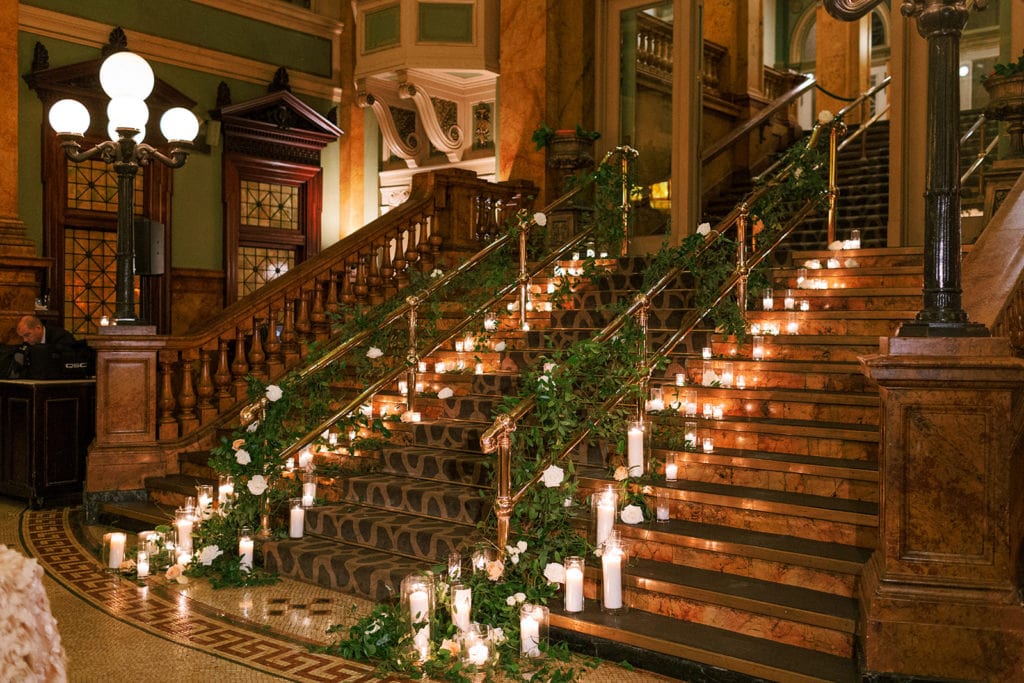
[23,0,333,77]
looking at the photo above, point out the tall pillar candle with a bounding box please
[602,549,623,610]
[289,498,305,538]
[451,585,472,632]
[239,526,254,571]
[595,488,616,548]
[627,421,644,476]
[564,556,584,613]
[107,532,126,569]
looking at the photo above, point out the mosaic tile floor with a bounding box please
[0,497,675,682]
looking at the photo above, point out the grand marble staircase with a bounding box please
[243,246,920,682]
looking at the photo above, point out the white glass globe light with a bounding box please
[107,122,146,144]
[107,96,150,132]
[159,107,200,142]
[48,99,90,135]
[99,51,155,100]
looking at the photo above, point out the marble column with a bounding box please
[0,0,51,342]
[860,337,1024,680]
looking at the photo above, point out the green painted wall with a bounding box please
[18,32,335,271]
[24,0,332,77]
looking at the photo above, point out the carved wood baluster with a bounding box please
[158,359,178,440]
[232,327,250,401]
[294,293,312,360]
[341,257,358,306]
[354,254,369,303]
[419,216,437,271]
[325,274,339,316]
[309,280,328,339]
[405,224,421,271]
[264,308,283,377]
[248,318,267,379]
[177,358,199,434]
[196,349,216,424]
[280,300,299,368]
[214,339,233,410]
[394,229,410,289]
[368,244,384,303]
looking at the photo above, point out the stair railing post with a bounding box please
[620,149,631,256]
[826,121,845,245]
[519,220,530,331]
[406,295,420,414]
[736,203,749,321]
[493,414,515,557]
[635,293,650,422]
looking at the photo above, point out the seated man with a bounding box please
[16,315,75,348]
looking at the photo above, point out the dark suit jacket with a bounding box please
[42,324,75,347]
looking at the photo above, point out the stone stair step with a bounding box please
[778,266,924,289]
[766,288,922,312]
[178,450,219,480]
[262,537,421,601]
[696,416,878,462]
[653,384,880,425]
[788,246,924,269]
[100,500,177,528]
[589,557,858,657]
[685,358,871,392]
[611,516,870,598]
[304,503,476,559]
[379,445,490,485]
[748,310,917,336]
[329,473,487,524]
[656,446,877,502]
[550,603,859,683]
[711,334,880,362]
[390,418,489,451]
[143,473,217,509]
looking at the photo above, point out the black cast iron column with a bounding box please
[824,0,988,336]
[897,0,987,336]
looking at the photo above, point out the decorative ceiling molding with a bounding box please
[398,74,463,162]
[18,4,342,103]
[357,89,420,168]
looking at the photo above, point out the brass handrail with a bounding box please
[701,75,816,164]
[959,112,1001,186]
[273,147,639,463]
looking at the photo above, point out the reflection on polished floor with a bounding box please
[0,496,672,682]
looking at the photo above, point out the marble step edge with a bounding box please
[751,309,920,321]
[652,413,879,443]
[646,385,879,408]
[579,474,879,530]
[100,500,178,528]
[550,603,858,683]
[648,447,879,483]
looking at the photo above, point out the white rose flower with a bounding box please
[430,268,444,278]
[198,545,223,566]
[817,109,834,124]
[366,347,383,359]
[494,341,507,352]
[437,387,454,400]
[533,211,547,226]
[543,362,555,373]
[514,592,526,604]
[845,258,859,268]
[696,222,711,236]
[516,540,527,553]
[490,627,506,644]
[247,474,268,495]
[235,449,251,466]
[613,466,629,481]
[543,562,566,585]
[620,504,644,524]
[511,553,520,565]
[506,595,517,606]
[541,464,565,488]
[828,240,844,251]
[246,420,259,432]
[265,384,283,402]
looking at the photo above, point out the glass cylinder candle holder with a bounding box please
[461,624,492,669]
[451,583,472,632]
[592,486,619,549]
[783,289,795,310]
[564,556,585,613]
[289,498,305,538]
[238,526,254,572]
[137,530,159,557]
[402,572,435,661]
[675,372,685,386]
[471,543,495,574]
[703,435,715,453]
[665,452,678,481]
[454,339,465,353]
[683,391,697,417]
[721,362,734,388]
[684,421,697,451]
[435,360,447,374]
[712,405,724,420]
[752,335,765,361]
[655,495,671,522]
[600,534,629,615]
[736,374,746,390]
[301,471,317,507]
[520,604,549,658]
[136,549,150,577]
[800,299,810,312]
[217,474,234,509]
[298,448,314,469]
[786,313,799,335]
[103,531,126,571]
[196,484,213,519]
[797,267,807,286]
[448,550,462,581]
[702,402,714,419]
[701,346,712,360]
[849,228,861,249]
[626,420,645,477]
[762,288,774,311]
[398,380,408,395]
[418,360,428,373]
[647,386,664,412]
[175,507,193,554]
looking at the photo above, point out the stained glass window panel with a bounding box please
[238,246,295,298]
[63,228,138,335]
[66,159,143,213]
[240,180,299,230]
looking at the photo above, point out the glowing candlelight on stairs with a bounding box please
[675,372,685,386]
[703,436,715,453]
[684,421,697,451]
[564,556,584,612]
[712,405,724,420]
[721,362,734,388]
[594,486,618,548]
[475,362,484,375]
[455,339,464,353]
[418,360,428,372]
[435,360,447,374]
[665,453,678,481]
[451,584,472,631]
[136,550,149,577]
[520,604,548,657]
[106,532,126,569]
[289,498,304,538]
[601,535,626,613]
[786,314,799,335]
[752,335,765,361]
[398,380,408,395]
[736,375,746,390]
[175,509,193,554]
[656,495,670,522]
[627,421,645,476]
[702,346,712,360]
[762,288,774,311]
[800,299,810,312]
[238,526,254,571]
[302,471,316,507]
[784,289,795,310]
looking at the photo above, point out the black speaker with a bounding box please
[134,217,165,275]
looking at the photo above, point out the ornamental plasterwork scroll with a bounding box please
[398,74,464,162]
[357,89,421,168]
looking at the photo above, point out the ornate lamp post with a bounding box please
[825,0,988,336]
[47,50,199,325]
